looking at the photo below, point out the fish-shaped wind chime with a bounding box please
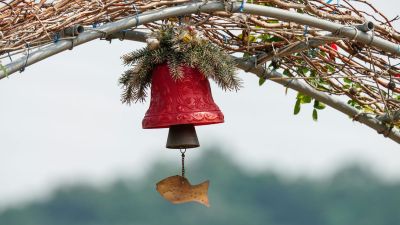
[157,175,210,207]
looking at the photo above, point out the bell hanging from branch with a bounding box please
[119,26,239,207]
[142,63,224,149]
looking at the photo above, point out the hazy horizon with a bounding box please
[0,0,399,210]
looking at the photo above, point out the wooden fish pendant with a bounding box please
[156,175,210,207]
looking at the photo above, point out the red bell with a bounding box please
[142,63,224,129]
[142,63,224,149]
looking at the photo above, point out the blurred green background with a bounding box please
[1,148,399,225]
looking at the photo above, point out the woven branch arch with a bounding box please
[0,0,399,143]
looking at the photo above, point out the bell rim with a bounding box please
[142,111,224,129]
[143,121,224,129]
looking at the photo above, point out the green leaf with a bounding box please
[347,100,362,110]
[270,36,283,42]
[0,64,7,78]
[313,100,326,110]
[308,49,317,58]
[297,67,310,75]
[259,77,267,86]
[268,36,283,42]
[343,77,352,84]
[283,69,291,76]
[296,93,312,104]
[354,82,362,89]
[301,95,312,104]
[266,19,279,24]
[343,84,351,90]
[257,34,272,42]
[312,109,318,121]
[326,65,335,73]
[243,52,252,59]
[248,35,256,43]
[294,99,301,115]
[310,70,317,77]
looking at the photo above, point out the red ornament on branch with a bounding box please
[142,63,224,129]
[142,63,224,149]
[329,43,338,61]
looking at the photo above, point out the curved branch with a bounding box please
[1,2,399,80]
[0,2,399,143]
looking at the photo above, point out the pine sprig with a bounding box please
[120,26,241,103]
[122,47,150,66]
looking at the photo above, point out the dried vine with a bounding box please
[0,0,399,127]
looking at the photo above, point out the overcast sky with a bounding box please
[0,0,399,210]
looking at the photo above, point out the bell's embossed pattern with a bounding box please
[142,63,224,129]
